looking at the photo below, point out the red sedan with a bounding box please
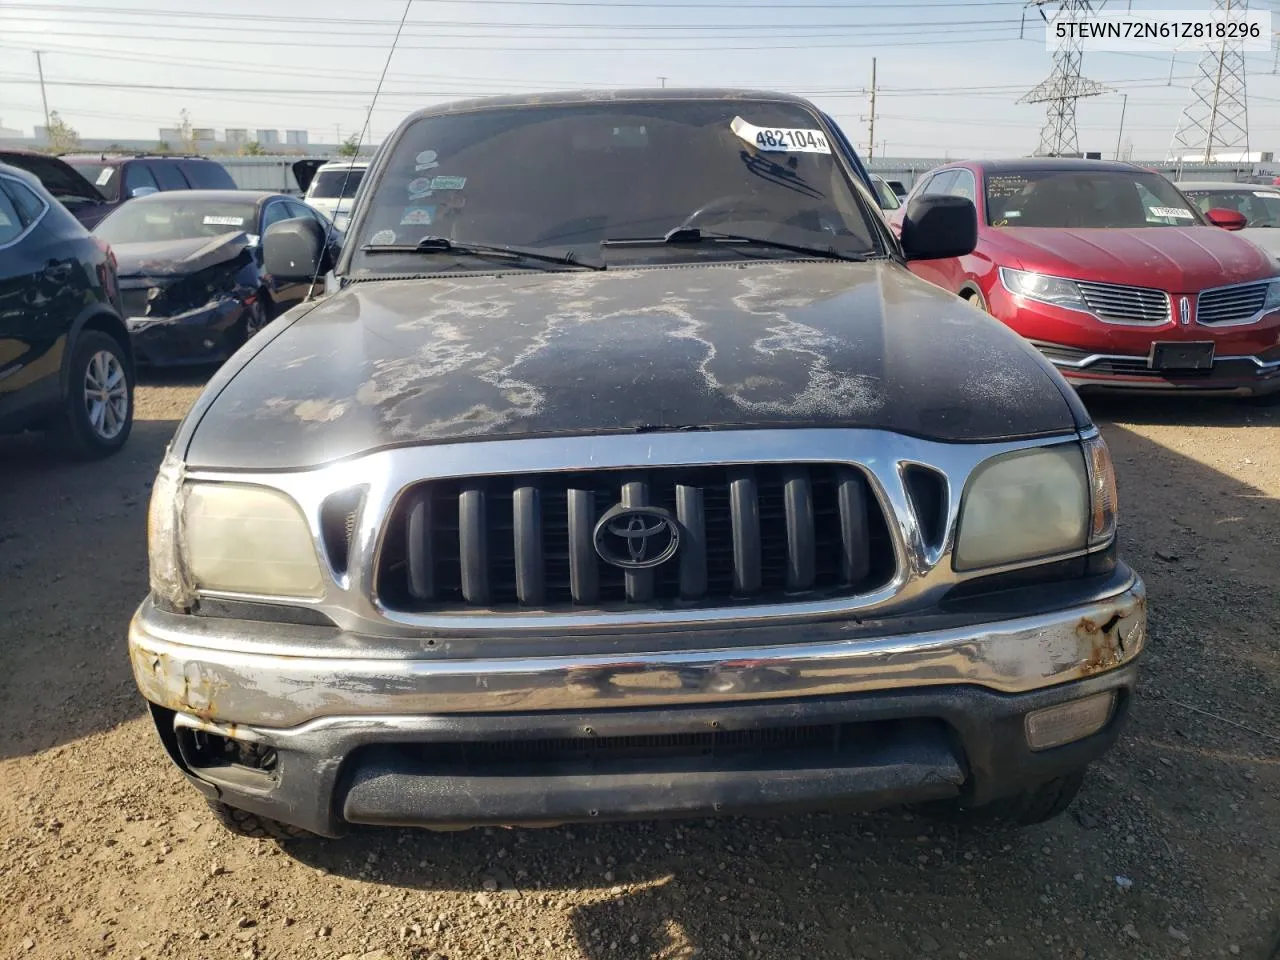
[891,159,1280,396]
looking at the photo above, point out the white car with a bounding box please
[1177,180,1280,257]
[302,160,368,232]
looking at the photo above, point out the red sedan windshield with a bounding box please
[986,169,1203,229]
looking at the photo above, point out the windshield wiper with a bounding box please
[362,235,606,271]
[600,226,868,262]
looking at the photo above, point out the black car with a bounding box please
[0,149,114,229]
[129,90,1145,841]
[92,190,342,366]
[0,162,134,458]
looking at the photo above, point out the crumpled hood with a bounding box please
[180,260,1081,470]
[112,233,251,279]
[988,225,1280,291]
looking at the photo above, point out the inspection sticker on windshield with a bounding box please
[430,176,466,191]
[1149,206,1195,219]
[203,215,244,226]
[95,168,114,186]
[415,150,439,172]
[370,229,396,245]
[407,177,434,199]
[731,116,830,154]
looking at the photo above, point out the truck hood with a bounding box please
[988,225,1279,291]
[180,260,1082,470]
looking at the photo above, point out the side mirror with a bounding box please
[263,217,327,282]
[1205,208,1247,231]
[900,194,978,261]
[129,186,158,199]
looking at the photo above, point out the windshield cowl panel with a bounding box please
[345,99,880,276]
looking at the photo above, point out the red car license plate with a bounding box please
[1149,341,1215,371]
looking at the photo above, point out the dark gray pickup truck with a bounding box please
[129,89,1145,839]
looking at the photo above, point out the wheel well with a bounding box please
[80,312,133,372]
[958,284,983,302]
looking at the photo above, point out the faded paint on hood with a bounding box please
[180,260,1081,470]
[112,233,252,279]
[987,225,1280,291]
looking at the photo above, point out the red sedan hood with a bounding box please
[988,226,1279,292]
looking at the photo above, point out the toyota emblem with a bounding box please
[592,504,681,570]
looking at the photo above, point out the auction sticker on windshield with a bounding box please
[730,116,830,154]
[1149,206,1195,219]
[203,216,245,226]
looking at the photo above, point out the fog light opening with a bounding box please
[1025,691,1116,752]
[186,730,278,772]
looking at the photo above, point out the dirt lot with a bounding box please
[1,378,1277,960]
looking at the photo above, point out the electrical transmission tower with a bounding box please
[1019,0,1108,156]
[1168,0,1250,163]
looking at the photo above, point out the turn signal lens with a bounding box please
[1083,435,1118,547]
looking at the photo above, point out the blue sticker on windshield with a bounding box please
[430,176,466,191]
[400,206,436,226]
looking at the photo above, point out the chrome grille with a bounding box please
[1197,282,1270,325]
[1075,281,1170,325]
[375,464,905,613]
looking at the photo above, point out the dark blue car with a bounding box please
[92,190,342,366]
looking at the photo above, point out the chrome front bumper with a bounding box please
[130,576,1146,729]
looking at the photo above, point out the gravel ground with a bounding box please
[1,376,1277,960]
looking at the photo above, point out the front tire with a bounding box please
[206,799,317,841]
[921,769,1086,827]
[963,288,989,313]
[242,295,270,343]
[51,330,134,460]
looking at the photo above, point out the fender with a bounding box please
[61,302,133,396]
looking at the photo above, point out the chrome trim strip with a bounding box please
[131,577,1147,727]
[999,268,1173,327]
[1046,351,1280,371]
[178,428,1095,635]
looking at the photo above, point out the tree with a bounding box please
[45,111,80,152]
[337,133,361,158]
[240,140,265,156]
[178,108,196,153]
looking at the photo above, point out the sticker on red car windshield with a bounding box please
[1149,206,1195,219]
[730,116,830,154]
[203,215,244,226]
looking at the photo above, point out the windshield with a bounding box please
[1183,188,1280,228]
[94,196,258,244]
[985,169,1204,228]
[308,168,366,199]
[349,99,879,273]
[67,162,119,202]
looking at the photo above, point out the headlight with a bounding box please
[183,484,324,598]
[954,444,1090,571]
[1264,279,1280,312]
[999,267,1087,310]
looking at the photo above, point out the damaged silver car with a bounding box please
[129,89,1146,839]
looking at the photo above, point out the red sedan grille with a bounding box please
[1197,283,1270,325]
[1075,281,1170,325]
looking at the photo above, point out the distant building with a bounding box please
[224,128,249,145]
[158,127,182,143]
[285,129,308,146]
[0,118,23,140]
[257,129,280,146]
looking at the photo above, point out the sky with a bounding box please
[0,0,1277,158]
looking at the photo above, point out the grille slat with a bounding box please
[1075,280,1170,324]
[380,464,894,613]
[729,469,762,596]
[1198,283,1269,325]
